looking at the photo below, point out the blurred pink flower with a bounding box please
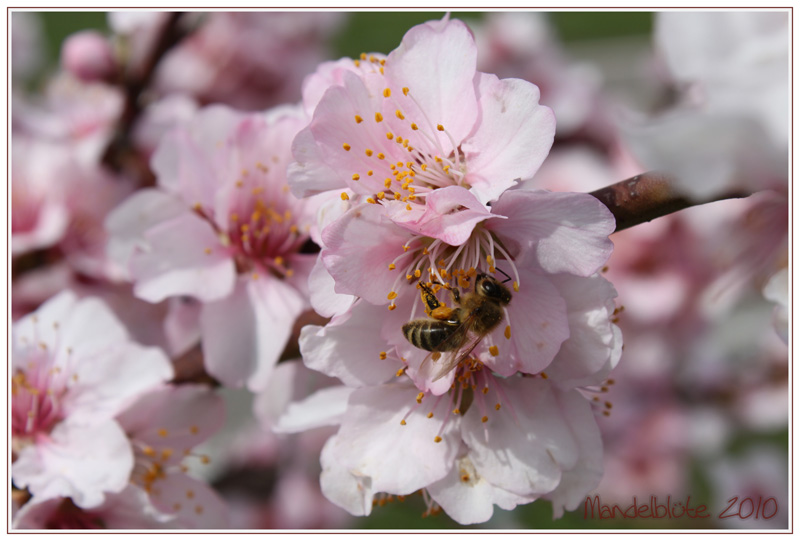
[626,11,788,200]
[154,12,344,110]
[11,134,135,280]
[107,104,315,390]
[289,16,556,208]
[12,291,173,508]
[116,384,229,528]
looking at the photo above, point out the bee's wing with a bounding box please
[418,310,483,382]
[430,331,486,382]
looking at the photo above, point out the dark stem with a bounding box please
[589,171,751,232]
[101,12,190,173]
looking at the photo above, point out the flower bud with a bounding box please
[60,30,117,82]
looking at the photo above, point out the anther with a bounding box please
[352,173,360,181]
[388,263,396,270]
[387,292,398,300]
[395,110,404,120]
[489,345,499,356]
[375,112,383,122]
[402,87,409,95]
[343,143,351,151]
[341,192,349,201]
[437,124,444,131]
[434,436,442,443]
[383,88,391,97]
[481,416,489,423]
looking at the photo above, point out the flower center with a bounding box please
[194,160,310,281]
[12,321,77,445]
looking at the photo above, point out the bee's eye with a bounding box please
[481,280,499,297]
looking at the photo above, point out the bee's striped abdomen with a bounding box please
[403,320,459,352]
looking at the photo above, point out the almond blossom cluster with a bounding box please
[279,16,623,523]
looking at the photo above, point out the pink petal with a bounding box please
[462,74,556,203]
[105,189,187,278]
[545,387,604,518]
[164,297,202,357]
[487,266,569,376]
[130,211,236,303]
[487,189,616,276]
[299,299,405,388]
[288,125,349,198]
[319,437,373,516]
[320,203,412,305]
[322,382,461,496]
[461,378,579,497]
[117,384,225,452]
[13,420,133,509]
[544,274,622,386]
[308,256,355,318]
[254,358,349,431]
[427,455,533,524]
[200,276,305,390]
[385,17,479,149]
[147,472,229,528]
[63,341,174,423]
[385,185,499,245]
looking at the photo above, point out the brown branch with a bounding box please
[589,171,750,232]
[101,12,190,173]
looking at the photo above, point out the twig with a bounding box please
[101,12,190,172]
[589,171,750,232]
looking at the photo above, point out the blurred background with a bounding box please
[11,10,788,530]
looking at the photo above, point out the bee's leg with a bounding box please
[419,282,443,315]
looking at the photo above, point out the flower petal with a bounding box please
[386,17,479,149]
[462,74,556,203]
[544,273,622,387]
[130,211,236,303]
[13,420,133,509]
[384,186,498,245]
[299,299,405,388]
[201,276,305,391]
[487,189,615,276]
[427,455,532,525]
[320,203,411,305]
[322,382,461,496]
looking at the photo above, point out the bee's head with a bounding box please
[476,273,512,304]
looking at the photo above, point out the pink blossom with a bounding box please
[289,16,556,212]
[12,134,135,280]
[106,104,315,390]
[12,291,173,508]
[116,384,229,528]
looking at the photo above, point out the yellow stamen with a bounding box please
[343,143,351,151]
[355,115,363,124]
[375,112,383,122]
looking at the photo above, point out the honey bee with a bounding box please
[402,273,512,381]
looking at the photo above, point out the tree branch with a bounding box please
[101,12,190,173]
[589,171,750,232]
